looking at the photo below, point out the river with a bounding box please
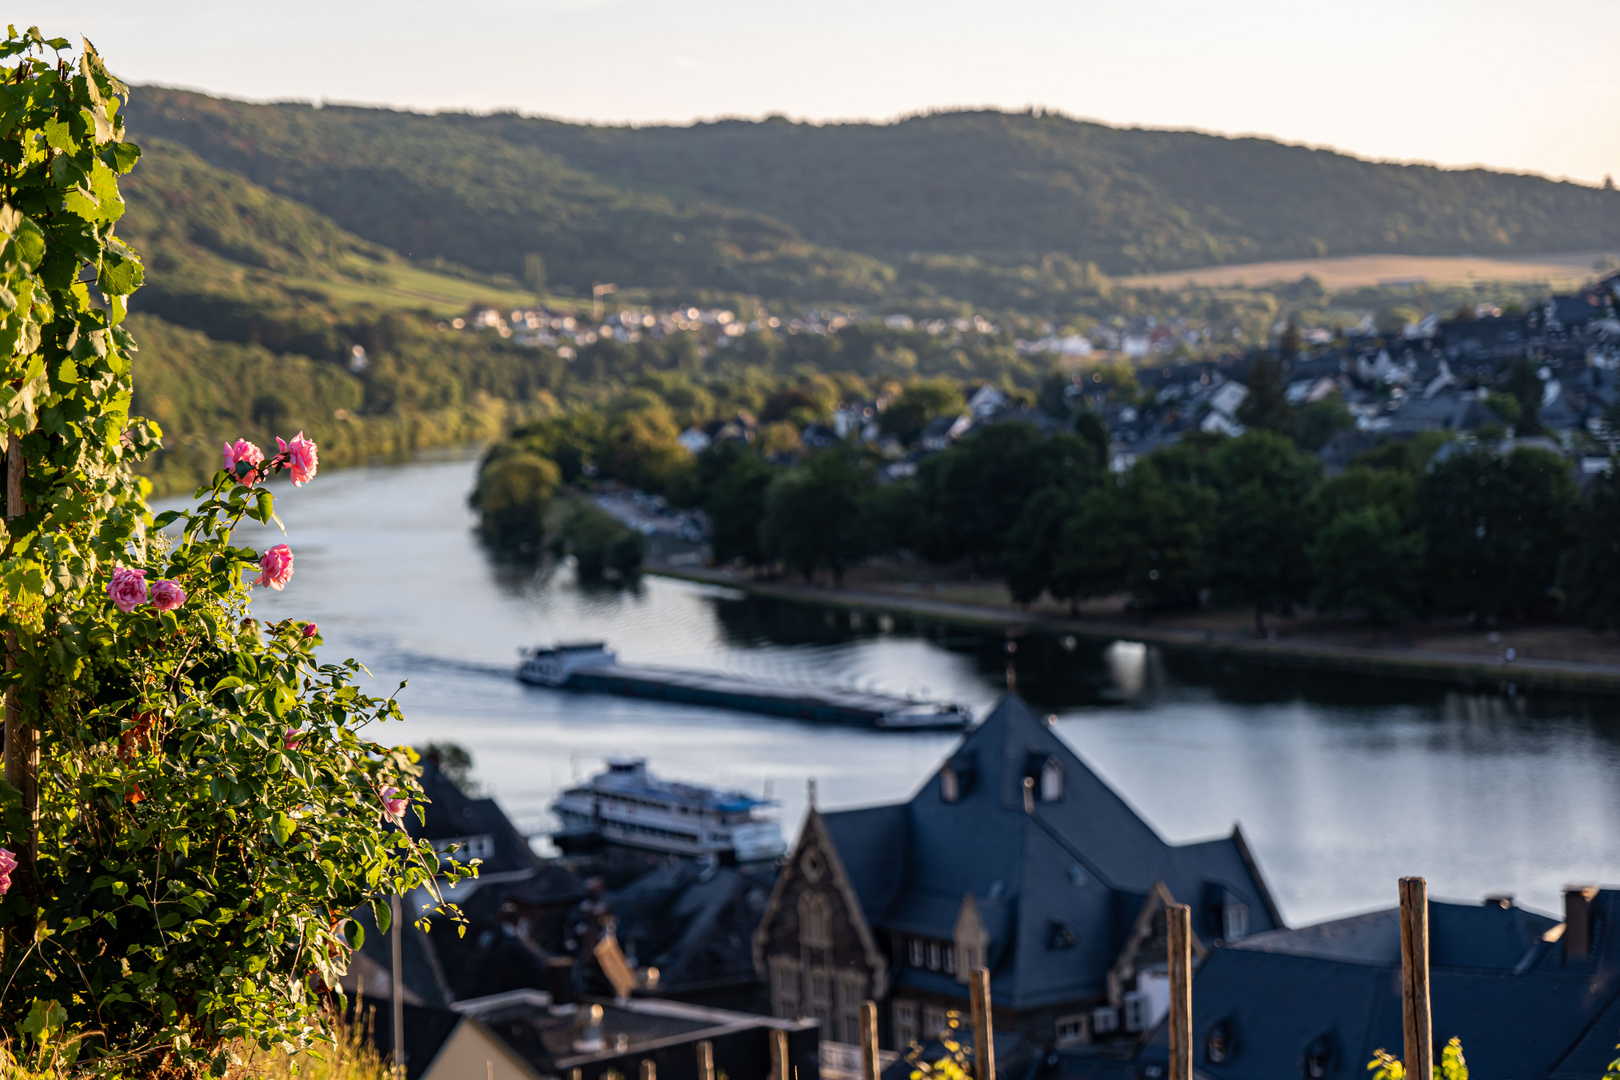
[214,448,1620,926]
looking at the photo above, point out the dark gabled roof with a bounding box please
[348,1000,464,1080]
[608,862,770,992]
[820,802,909,930]
[1233,899,1557,971]
[818,696,1280,1011]
[409,759,542,876]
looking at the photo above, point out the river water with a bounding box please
[209,449,1620,926]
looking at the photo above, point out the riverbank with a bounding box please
[649,562,1620,695]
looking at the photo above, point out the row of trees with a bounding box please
[468,350,1620,631]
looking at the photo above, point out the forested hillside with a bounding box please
[126,87,1620,302]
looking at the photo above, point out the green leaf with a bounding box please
[343,920,365,950]
[103,140,140,174]
[97,250,143,296]
[270,812,295,846]
[41,116,72,152]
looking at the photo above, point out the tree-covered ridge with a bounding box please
[125,88,1620,299]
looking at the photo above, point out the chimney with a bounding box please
[1022,776,1035,815]
[548,955,576,1004]
[1565,886,1599,960]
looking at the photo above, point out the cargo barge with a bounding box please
[517,642,974,730]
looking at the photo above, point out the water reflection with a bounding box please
[188,449,1620,925]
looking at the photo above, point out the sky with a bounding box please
[20,0,1620,185]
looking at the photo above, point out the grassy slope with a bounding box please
[125,89,1620,294]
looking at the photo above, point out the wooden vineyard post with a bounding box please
[770,1028,790,1080]
[4,432,35,913]
[696,1040,715,1080]
[1400,877,1433,1080]
[1167,903,1192,1080]
[970,966,996,1080]
[860,1000,879,1080]
[640,1059,656,1080]
[391,892,405,1078]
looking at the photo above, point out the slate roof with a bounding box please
[1117,890,1620,1080]
[818,695,1281,1011]
[409,758,542,876]
[608,862,771,994]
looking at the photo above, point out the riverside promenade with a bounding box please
[652,564,1620,695]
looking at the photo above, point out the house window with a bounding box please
[1041,758,1064,802]
[1055,1013,1090,1048]
[809,970,833,1028]
[908,937,924,967]
[942,945,956,975]
[801,892,833,949]
[926,942,941,970]
[941,767,959,803]
[838,972,866,1045]
[893,1000,919,1050]
[1223,903,1249,942]
[769,956,801,1019]
[1205,1021,1231,1064]
[923,1005,948,1039]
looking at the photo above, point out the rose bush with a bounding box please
[0,28,468,1077]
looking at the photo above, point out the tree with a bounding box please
[469,450,562,554]
[692,442,775,566]
[1052,460,1216,611]
[1299,394,1354,452]
[760,449,870,584]
[879,379,964,443]
[915,424,1100,569]
[1419,446,1577,620]
[1309,505,1425,623]
[1559,466,1620,630]
[1204,432,1320,631]
[1235,354,1299,438]
[0,32,461,1072]
[1002,490,1084,609]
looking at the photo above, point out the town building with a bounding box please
[752,695,1281,1055]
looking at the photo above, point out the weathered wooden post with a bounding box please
[970,966,996,1080]
[1399,877,1432,1080]
[391,892,405,1079]
[771,1028,790,1080]
[696,1039,715,1080]
[4,433,36,912]
[1167,903,1192,1080]
[860,1000,880,1080]
[640,1058,657,1080]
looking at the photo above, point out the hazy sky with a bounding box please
[22,0,1620,185]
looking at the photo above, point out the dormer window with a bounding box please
[941,766,959,803]
[1205,1020,1232,1064]
[1041,758,1063,802]
[1224,903,1249,942]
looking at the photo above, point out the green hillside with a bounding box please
[125,87,1620,303]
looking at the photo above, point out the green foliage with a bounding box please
[686,441,776,566]
[470,449,563,554]
[1558,465,1620,631]
[1309,505,1426,623]
[1367,1037,1468,1080]
[1203,433,1321,629]
[128,89,1620,300]
[760,449,871,584]
[545,499,644,580]
[1418,446,1577,620]
[1235,355,1300,439]
[1299,394,1355,452]
[0,32,466,1073]
[1054,459,1216,609]
[1483,391,1523,430]
[880,379,965,443]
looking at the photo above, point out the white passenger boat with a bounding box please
[551,757,786,865]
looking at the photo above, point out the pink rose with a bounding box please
[150,580,187,612]
[0,847,15,897]
[381,786,407,817]
[276,431,319,487]
[302,622,318,638]
[285,728,304,751]
[107,567,148,613]
[223,438,266,485]
[254,544,294,590]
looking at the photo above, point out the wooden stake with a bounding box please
[859,1000,879,1080]
[969,967,995,1080]
[3,433,33,914]
[1167,904,1192,1080]
[640,1059,656,1080]
[391,893,405,1079]
[770,1028,790,1080]
[1399,877,1432,1080]
[696,1040,715,1080]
